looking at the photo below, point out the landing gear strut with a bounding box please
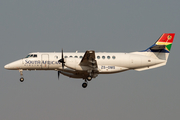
[19,69,24,82]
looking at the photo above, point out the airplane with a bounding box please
[4,33,175,88]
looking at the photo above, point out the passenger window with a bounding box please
[79,56,83,58]
[69,56,73,58]
[112,56,116,59]
[107,56,110,59]
[55,56,58,59]
[65,56,68,58]
[97,56,100,59]
[102,56,105,59]
[74,56,78,58]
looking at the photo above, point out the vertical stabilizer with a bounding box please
[154,33,175,52]
[135,33,175,71]
[145,33,175,60]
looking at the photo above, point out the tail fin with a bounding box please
[144,33,175,60]
[135,33,175,71]
[145,33,175,53]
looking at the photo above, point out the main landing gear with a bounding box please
[82,81,88,88]
[82,76,92,88]
[19,69,24,82]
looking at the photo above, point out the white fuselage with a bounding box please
[4,52,164,74]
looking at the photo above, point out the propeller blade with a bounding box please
[62,62,64,69]
[62,49,63,61]
[58,71,61,80]
[58,49,65,69]
[61,49,65,69]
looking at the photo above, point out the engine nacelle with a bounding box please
[61,71,85,78]
[65,58,91,71]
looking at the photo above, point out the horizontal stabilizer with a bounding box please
[150,45,165,50]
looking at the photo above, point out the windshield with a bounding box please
[25,54,37,58]
[25,55,30,58]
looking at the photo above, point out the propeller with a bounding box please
[58,49,65,69]
[58,71,61,80]
[57,49,65,80]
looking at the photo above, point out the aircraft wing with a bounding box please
[79,50,97,69]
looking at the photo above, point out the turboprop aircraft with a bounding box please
[4,33,175,88]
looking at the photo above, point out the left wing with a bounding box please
[79,50,98,69]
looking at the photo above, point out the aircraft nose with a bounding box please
[4,60,22,70]
[4,64,10,69]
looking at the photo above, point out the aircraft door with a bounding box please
[41,54,49,69]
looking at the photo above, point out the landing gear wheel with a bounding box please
[87,76,92,81]
[82,82,88,88]
[20,77,24,82]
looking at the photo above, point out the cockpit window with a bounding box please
[33,54,37,57]
[25,54,37,58]
[25,55,30,58]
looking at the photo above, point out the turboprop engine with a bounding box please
[65,58,91,71]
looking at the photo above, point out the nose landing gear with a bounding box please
[20,77,24,82]
[19,69,24,82]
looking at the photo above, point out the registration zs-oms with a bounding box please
[4,33,175,88]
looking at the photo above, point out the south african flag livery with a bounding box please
[145,33,175,53]
[155,33,175,52]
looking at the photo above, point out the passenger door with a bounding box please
[41,54,49,69]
